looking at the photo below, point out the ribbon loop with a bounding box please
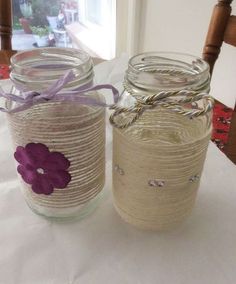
[0,71,120,113]
[110,104,144,129]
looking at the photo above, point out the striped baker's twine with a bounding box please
[109,73,214,129]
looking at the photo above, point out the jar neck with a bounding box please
[125,52,210,96]
[10,48,94,92]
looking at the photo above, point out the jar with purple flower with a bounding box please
[5,48,107,220]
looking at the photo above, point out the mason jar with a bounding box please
[7,48,105,220]
[111,52,213,231]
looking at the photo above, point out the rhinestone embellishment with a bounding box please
[36,168,45,174]
[148,180,165,188]
[114,164,124,175]
[189,174,200,183]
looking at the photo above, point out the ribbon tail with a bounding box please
[54,83,120,106]
[71,84,120,104]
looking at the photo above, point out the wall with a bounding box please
[137,0,236,108]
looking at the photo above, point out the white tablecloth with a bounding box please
[0,58,236,284]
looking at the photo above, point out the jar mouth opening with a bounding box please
[126,52,210,92]
[10,48,94,90]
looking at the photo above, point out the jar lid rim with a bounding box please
[128,51,209,73]
[126,51,210,92]
[11,47,92,69]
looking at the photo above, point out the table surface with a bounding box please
[0,56,236,284]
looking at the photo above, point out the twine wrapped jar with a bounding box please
[110,52,213,231]
[7,48,105,220]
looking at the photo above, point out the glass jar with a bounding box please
[111,52,212,231]
[7,48,105,220]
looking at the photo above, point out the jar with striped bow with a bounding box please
[110,52,213,230]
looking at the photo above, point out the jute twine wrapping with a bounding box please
[113,107,211,231]
[7,96,105,218]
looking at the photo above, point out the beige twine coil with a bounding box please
[113,109,211,230]
[111,78,213,230]
[7,96,105,218]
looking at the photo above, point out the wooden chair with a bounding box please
[203,0,236,164]
[0,0,16,64]
[0,0,13,50]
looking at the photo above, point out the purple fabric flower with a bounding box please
[14,143,71,195]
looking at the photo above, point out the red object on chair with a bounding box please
[203,0,236,164]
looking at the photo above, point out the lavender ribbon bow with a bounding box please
[0,71,120,113]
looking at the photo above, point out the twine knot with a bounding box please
[109,83,214,129]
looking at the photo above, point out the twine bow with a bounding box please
[109,80,214,129]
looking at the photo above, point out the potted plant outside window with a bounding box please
[31,26,50,47]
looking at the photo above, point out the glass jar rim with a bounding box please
[11,47,92,71]
[10,47,94,90]
[126,51,210,92]
[128,51,209,72]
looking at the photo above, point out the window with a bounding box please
[77,0,116,59]
[86,0,102,25]
[78,0,111,28]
